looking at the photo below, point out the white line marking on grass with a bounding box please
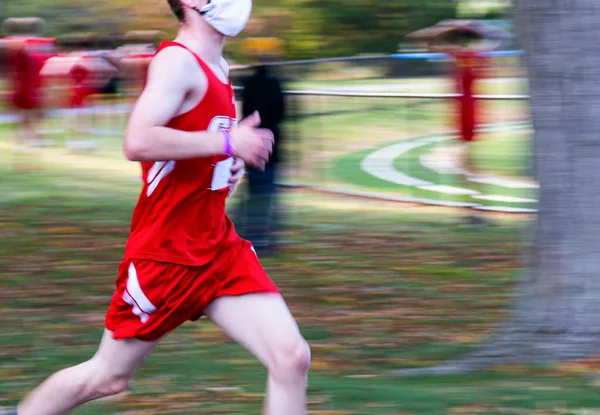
[467,176,538,189]
[420,146,539,189]
[360,140,435,187]
[361,122,528,188]
[360,122,535,205]
[474,206,537,213]
[418,185,479,195]
[471,195,538,203]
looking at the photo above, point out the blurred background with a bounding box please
[4,0,597,414]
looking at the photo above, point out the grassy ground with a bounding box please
[287,96,528,169]
[282,78,531,201]
[471,129,532,178]
[0,75,533,220]
[0,90,532,211]
[1,158,600,414]
[329,126,535,208]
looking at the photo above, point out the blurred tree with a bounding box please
[3,0,460,60]
[5,0,124,37]
[304,0,458,57]
[500,0,600,363]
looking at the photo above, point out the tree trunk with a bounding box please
[391,0,600,376]
[509,0,600,361]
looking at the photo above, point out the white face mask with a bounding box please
[197,0,252,37]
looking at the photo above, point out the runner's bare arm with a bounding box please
[124,47,224,161]
[124,47,273,169]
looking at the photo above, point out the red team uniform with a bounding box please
[106,41,278,341]
[9,38,55,111]
[452,50,486,143]
[69,63,97,109]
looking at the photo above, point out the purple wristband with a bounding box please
[222,130,234,156]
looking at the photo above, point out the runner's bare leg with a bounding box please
[17,330,156,415]
[206,293,311,415]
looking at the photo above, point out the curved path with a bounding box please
[360,121,537,213]
[2,100,537,213]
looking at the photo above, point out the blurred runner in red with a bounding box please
[8,37,56,148]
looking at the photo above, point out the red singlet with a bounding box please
[70,63,98,108]
[452,50,486,142]
[9,38,55,110]
[123,40,240,266]
[106,41,278,341]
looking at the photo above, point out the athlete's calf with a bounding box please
[17,330,155,415]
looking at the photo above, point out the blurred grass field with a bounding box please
[330,126,535,208]
[1,118,600,413]
[283,82,533,209]
[0,76,569,413]
[2,154,600,414]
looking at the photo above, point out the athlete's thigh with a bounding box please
[204,293,301,365]
[92,329,156,377]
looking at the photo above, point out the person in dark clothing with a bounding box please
[241,64,285,253]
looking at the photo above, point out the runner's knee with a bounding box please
[93,373,130,398]
[268,336,311,382]
[78,360,132,399]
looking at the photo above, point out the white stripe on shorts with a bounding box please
[123,262,157,324]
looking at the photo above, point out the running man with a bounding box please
[431,30,493,224]
[12,1,311,414]
[448,44,490,177]
[8,37,56,149]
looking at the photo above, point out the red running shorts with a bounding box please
[105,239,279,341]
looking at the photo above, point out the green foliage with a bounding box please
[3,0,461,59]
[300,0,458,57]
[239,0,460,59]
